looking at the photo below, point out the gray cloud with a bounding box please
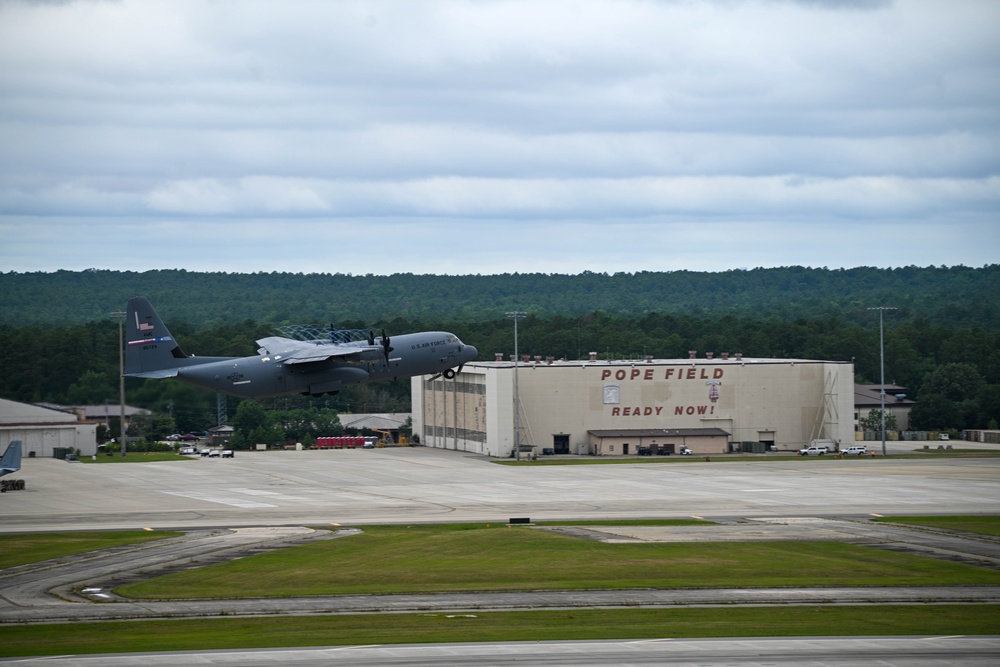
[0,0,997,273]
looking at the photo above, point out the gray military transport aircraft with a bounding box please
[124,297,478,399]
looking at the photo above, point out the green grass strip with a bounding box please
[875,515,1000,537]
[82,452,194,463]
[0,531,181,570]
[536,519,714,526]
[1,605,997,657]
[116,525,1000,599]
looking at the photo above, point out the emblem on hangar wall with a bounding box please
[706,379,722,403]
[603,384,621,405]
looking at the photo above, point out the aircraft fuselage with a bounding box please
[173,331,472,398]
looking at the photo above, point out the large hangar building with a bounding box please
[413,352,854,458]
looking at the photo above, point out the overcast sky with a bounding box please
[0,0,997,275]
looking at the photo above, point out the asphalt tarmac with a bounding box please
[6,637,1000,667]
[3,447,999,532]
[2,448,999,665]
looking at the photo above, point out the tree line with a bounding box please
[3,265,999,328]
[1,308,997,434]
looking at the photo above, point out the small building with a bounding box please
[854,384,915,432]
[208,425,235,447]
[340,412,411,445]
[588,428,730,456]
[36,402,151,433]
[0,398,98,457]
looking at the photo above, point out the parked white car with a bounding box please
[841,445,868,456]
[798,445,828,456]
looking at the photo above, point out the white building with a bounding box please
[413,353,855,458]
[0,398,98,458]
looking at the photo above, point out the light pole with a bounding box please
[868,306,896,456]
[506,311,526,461]
[112,309,127,457]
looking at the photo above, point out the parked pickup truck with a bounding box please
[798,445,828,456]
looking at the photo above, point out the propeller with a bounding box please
[367,330,375,346]
[380,329,394,362]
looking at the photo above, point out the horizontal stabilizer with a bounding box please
[127,368,180,379]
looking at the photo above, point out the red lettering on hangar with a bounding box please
[609,405,715,417]
[676,405,714,415]
[601,368,724,381]
[611,406,665,416]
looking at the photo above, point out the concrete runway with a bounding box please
[2,449,999,665]
[3,448,999,532]
[5,636,1000,667]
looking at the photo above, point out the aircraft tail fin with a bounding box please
[125,297,192,378]
[0,440,22,476]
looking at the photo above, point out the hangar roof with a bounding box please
[854,384,915,407]
[470,356,847,368]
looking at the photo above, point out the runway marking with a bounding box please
[870,513,884,517]
[229,488,308,501]
[162,490,275,508]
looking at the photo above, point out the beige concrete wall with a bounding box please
[414,358,855,458]
[588,433,728,456]
[1,424,98,457]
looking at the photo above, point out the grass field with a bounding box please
[4,520,999,657]
[1,605,997,657]
[876,515,1000,537]
[0,530,181,569]
[81,452,194,463]
[115,523,1000,599]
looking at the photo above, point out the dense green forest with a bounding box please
[1,267,998,435]
[2,265,998,327]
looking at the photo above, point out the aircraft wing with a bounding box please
[256,337,381,366]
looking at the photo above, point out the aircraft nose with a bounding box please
[463,344,478,361]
